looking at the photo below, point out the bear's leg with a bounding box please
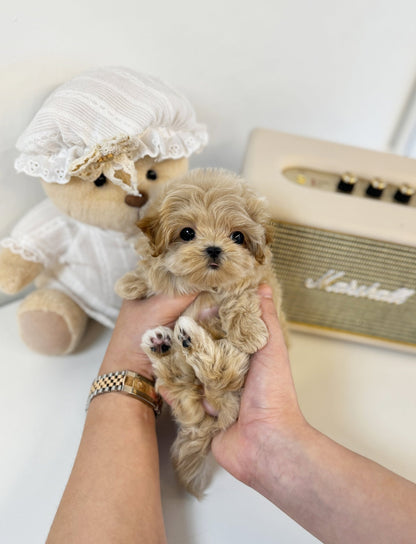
[18,288,88,355]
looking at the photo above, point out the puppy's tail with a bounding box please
[172,425,216,499]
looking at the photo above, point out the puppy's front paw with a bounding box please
[229,318,269,354]
[174,316,204,351]
[115,271,148,300]
[141,326,172,357]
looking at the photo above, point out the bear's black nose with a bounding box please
[205,246,222,259]
[125,192,148,207]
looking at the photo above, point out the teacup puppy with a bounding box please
[116,168,286,497]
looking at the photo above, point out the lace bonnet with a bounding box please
[14,66,208,195]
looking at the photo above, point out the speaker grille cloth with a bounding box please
[271,222,416,347]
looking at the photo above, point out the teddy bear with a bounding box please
[0,66,207,356]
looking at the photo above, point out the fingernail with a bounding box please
[202,398,219,417]
[258,284,273,299]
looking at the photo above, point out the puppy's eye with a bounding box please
[146,169,158,181]
[180,228,196,241]
[230,231,245,244]
[94,174,107,187]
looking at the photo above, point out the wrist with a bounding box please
[87,386,156,423]
[248,418,316,503]
[99,348,154,381]
[87,369,163,417]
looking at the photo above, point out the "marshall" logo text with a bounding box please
[305,270,415,305]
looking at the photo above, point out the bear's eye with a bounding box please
[230,231,245,244]
[94,174,107,187]
[146,169,158,181]
[180,228,196,241]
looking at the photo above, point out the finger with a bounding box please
[211,425,244,480]
[158,386,174,406]
[211,429,227,460]
[211,427,235,462]
[239,287,296,414]
[202,397,219,417]
[159,386,218,417]
[163,292,199,321]
[145,292,199,326]
[257,284,287,356]
[243,284,292,391]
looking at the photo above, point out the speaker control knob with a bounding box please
[393,184,414,204]
[366,178,385,198]
[337,172,357,193]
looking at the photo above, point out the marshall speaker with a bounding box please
[243,129,416,352]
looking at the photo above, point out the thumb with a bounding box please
[166,291,198,311]
[240,285,292,408]
[256,284,287,360]
[155,292,199,325]
[211,428,227,460]
[211,424,240,470]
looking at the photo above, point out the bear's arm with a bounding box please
[0,248,44,294]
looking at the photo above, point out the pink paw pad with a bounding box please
[148,330,172,354]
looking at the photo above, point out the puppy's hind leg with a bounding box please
[174,316,249,428]
[174,316,216,370]
[142,327,205,426]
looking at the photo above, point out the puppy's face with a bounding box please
[138,171,272,291]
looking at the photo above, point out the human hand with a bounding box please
[211,285,307,488]
[100,293,197,380]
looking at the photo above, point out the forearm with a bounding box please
[47,394,166,544]
[46,295,198,543]
[253,422,416,544]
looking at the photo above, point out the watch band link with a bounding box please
[87,370,163,416]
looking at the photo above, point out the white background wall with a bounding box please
[1,0,416,277]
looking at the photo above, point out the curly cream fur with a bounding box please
[116,168,287,497]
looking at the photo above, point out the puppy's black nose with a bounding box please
[205,246,222,258]
[125,192,148,208]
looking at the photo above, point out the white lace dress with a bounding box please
[1,199,139,327]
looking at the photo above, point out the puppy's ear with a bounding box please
[264,221,274,246]
[248,234,269,264]
[137,213,164,257]
[254,221,274,264]
[242,190,274,264]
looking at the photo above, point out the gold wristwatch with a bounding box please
[87,370,163,416]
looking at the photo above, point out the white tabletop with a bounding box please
[1,299,415,544]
